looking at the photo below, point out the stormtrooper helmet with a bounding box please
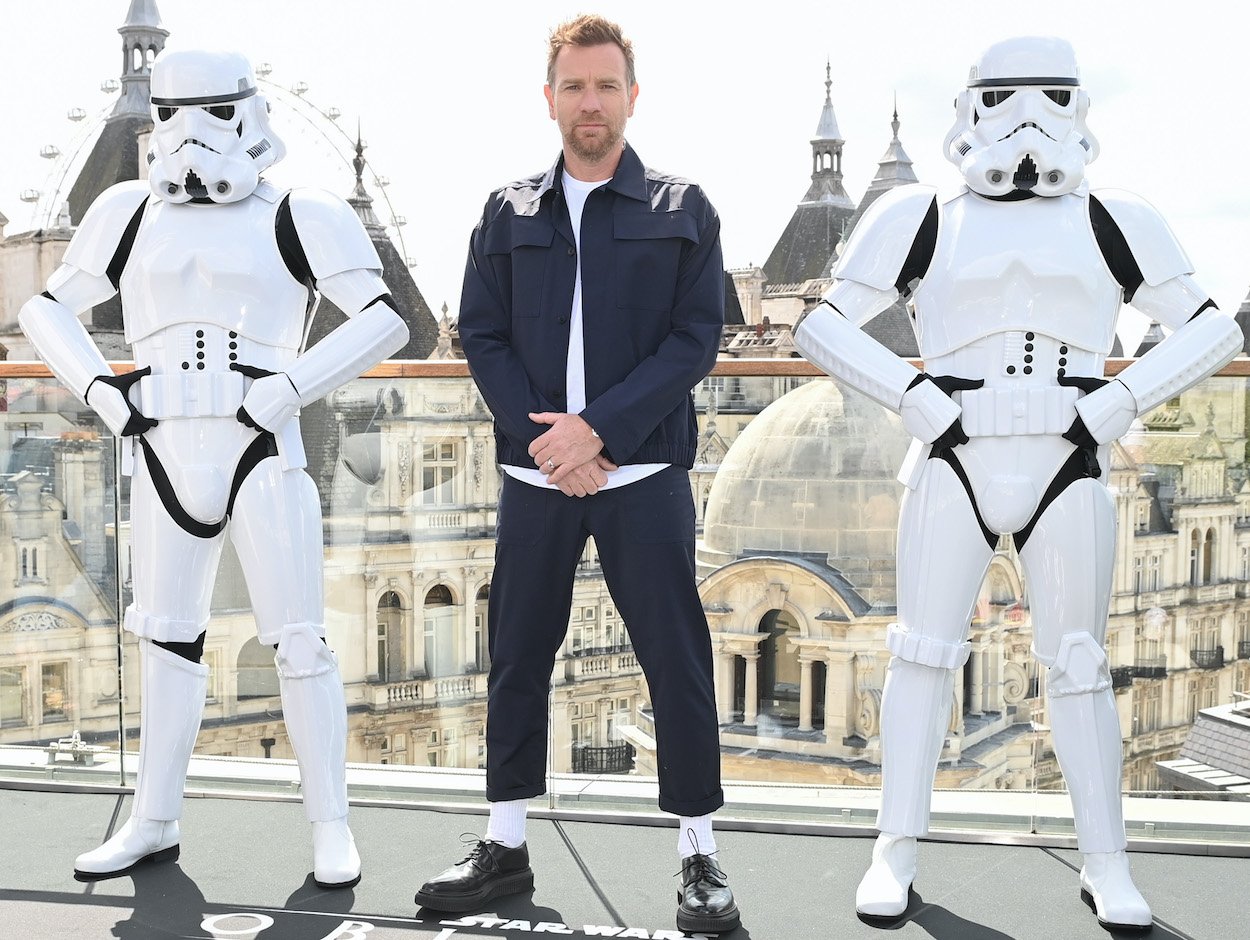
[943,36,1098,198]
[147,49,285,204]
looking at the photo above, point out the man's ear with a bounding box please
[628,82,639,117]
[544,84,557,120]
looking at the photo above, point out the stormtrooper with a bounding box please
[19,49,408,887]
[795,37,1241,930]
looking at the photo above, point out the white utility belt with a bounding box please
[138,370,246,419]
[956,385,1080,437]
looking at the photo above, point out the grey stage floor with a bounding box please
[0,787,1242,939]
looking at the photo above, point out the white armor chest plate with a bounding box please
[911,191,1122,359]
[120,194,309,349]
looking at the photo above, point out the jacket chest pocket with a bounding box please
[485,216,554,318]
[613,210,700,311]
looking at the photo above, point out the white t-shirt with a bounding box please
[503,171,668,491]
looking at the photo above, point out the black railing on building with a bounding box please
[571,742,635,774]
[1110,666,1134,690]
[1131,657,1167,680]
[1238,640,1250,660]
[1190,646,1224,670]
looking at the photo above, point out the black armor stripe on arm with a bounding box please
[1089,195,1145,302]
[276,194,317,301]
[41,290,56,302]
[363,293,396,313]
[895,197,939,297]
[105,199,148,289]
[1189,299,1218,322]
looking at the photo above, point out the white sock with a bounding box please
[678,814,717,859]
[485,799,528,848]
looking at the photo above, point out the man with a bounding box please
[794,37,1241,929]
[20,49,409,887]
[414,15,738,934]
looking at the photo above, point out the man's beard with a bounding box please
[564,123,623,164]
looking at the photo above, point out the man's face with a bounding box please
[544,43,638,167]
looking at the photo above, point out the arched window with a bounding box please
[20,549,27,579]
[1189,529,1201,586]
[474,584,490,671]
[236,639,278,700]
[1203,528,1216,584]
[132,45,143,73]
[423,585,457,678]
[376,591,405,682]
[755,609,802,725]
[31,548,38,579]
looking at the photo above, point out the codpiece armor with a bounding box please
[795,36,1242,930]
[19,49,408,888]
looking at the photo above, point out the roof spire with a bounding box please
[111,0,168,124]
[814,58,842,141]
[347,125,386,236]
[892,91,900,141]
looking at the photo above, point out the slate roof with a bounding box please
[1158,701,1250,793]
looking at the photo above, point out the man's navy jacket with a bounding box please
[458,143,724,469]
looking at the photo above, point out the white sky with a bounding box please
[2,0,1247,348]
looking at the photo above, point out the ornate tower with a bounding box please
[111,0,169,123]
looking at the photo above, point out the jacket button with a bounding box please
[558,316,567,324]
[567,246,575,256]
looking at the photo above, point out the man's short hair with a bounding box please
[546,14,636,87]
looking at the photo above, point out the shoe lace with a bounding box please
[456,833,502,873]
[676,829,727,887]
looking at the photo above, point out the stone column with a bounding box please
[715,652,734,723]
[823,651,855,740]
[798,658,814,732]
[743,652,759,727]
[970,646,984,716]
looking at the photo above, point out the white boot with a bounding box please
[855,833,916,918]
[75,641,206,878]
[1080,851,1152,929]
[276,623,360,888]
[75,817,180,877]
[1047,634,1150,929]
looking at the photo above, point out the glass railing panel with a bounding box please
[0,375,127,785]
[3,363,1249,847]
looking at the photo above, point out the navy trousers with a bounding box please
[485,465,724,816]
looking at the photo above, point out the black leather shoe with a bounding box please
[677,853,740,934]
[414,839,534,913]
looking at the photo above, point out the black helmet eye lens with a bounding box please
[981,90,1015,107]
[157,106,176,122]
[206,105,236,121]
[1044,89,1072,106]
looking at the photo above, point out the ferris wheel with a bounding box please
[22,65,413,268]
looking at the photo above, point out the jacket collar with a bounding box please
[530,142,648,204]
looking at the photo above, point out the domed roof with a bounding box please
[699,378,911,607]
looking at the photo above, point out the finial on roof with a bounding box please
[825,58,832,103]
[346,123,386,235]
[353,123,367,196]
[891,92,900,141]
